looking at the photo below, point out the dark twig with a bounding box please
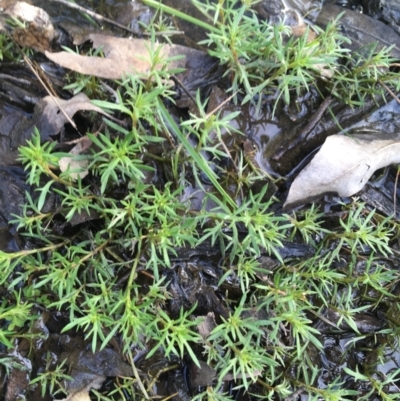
[299,95,333,138]
[379,79,400,104]
[170,76,197,106]
[48,0,138,35]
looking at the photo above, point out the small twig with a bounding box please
[160,393,179,401]
[379,79,400,104]
[204,91,244,197]
[8,34,79,132]
[205,92,237,163]
[170,76,197,106]
[204,91,237,159]
[100,81,119,102]
[146,363,180,392]
[48,0,138,36]
[308,308,340,330]
[33,60,58,97]
[284,386,306,401]
[298,95,333,138]
[205,92,237,120]
[24,55,78,131]
[126,348,150,400]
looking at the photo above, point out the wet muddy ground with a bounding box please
[2,0,400,400]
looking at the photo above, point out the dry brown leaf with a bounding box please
[59,135,96,182]
[8,92,114,148]
[59,391,91,401]
[197,312,216,340]
[37,92,113,133]
[58,348,133,401]
[58,140,90,180]
[284,132,400,209]
[58,374,105,401]
[45,34,206,79]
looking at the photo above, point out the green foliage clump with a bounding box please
[145,0,400,113]
[1,1,400,400]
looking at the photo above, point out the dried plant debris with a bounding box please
[59,349,133,401]
[0,93,112,150]
[3,351,31,401]
[58,135,93,180]
[285,132,400,209]
[285,98,400,208]
[58,374,104,401]
[45,33,211,80]
[45,30,220,108]
[2,1,54,52]
[197,312,217,339]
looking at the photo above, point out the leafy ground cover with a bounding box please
[1,0,400,400]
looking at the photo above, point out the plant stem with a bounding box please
[142,0,220,34]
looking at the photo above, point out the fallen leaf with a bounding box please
[34,93,113,140]
[58,373,104,401]
[284,132,400,209]
[46,32,221,107]
[58,148,88,180]
[0,92,113,150]
[197,312,216,339]
[45,34,204,80]
[3,350,31,401]
[58,136,93,180]
[58,348,133,401]
[187,360,217,388]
